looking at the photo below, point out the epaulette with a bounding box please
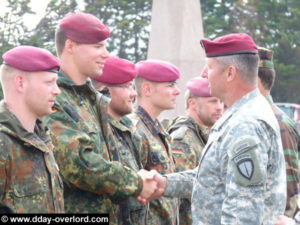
[170,126,188,140]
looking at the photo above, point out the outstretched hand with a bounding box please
[136,169,167,205]
[274,215,295,225]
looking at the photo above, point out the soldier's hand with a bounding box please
[149,171,167,200]
[136,170,167,204]
[274,215,295,225]
[136,169,158,205]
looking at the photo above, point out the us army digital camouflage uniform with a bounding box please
[97,94,146,225]
[0,101,64,213]
[130,106,178,225]
[267,96,300,218]
[168,116,208,225]
[43,71,143,224]
[164,89,286,225]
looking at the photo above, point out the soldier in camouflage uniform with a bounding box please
[257,47,300,220]
[0,46,63,213]
[43,13,157,223]
[150,33,287,225]
[130,60,181,225]
[91,56,147,225]
[167,75,223,225]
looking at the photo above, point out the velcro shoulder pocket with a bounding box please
[230,137,264,186]
[170,127,188,140]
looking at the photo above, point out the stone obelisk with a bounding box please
[147,0,206,120]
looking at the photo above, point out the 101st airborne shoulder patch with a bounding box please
[231,137,264,186]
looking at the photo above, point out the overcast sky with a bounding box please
[0,0,49,29]
[1,0,84,29]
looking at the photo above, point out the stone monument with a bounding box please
[147,0,206,120]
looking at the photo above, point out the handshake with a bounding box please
[136,169,167,205]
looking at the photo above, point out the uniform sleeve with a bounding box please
[278,120,300,217]
[0,133,13,213]
[170,127,202,171]
[164,168,196,198]
[0,135,7,203]
[220,120,286,224]
[44,102,143,202]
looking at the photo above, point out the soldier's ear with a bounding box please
[14,74,25,92]
[142,82,152,97]
[65,39,77,54]
[226,65,237,82]
[188,98,197,110]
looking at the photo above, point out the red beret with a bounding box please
[136,60,181,82]
[59,13,110,44]
[187,77,211,97]
[91,56,137,85]
[2,46,59,72]
[200,33,258,57]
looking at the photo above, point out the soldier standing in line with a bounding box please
[130,60,181,225]
[0,46,63,213]
[43,13,157,223]
[257,47,299,222]
[91,56,147,225]
[167,74,223,225]
[147,33,286,225]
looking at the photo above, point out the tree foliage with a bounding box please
[23,0,79,54]
[0,0,299,103]
[83,0,152,62]
[0,0,34,57]
[200,0,300,103]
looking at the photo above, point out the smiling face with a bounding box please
[23,71,61,118]
[72,40,109,78]
[108,81,137,118]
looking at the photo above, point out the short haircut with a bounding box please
[258,67,276,90]
[215,54,259,85]
[134,75,144,97]
[55,27,68,57]
[0,64,28,96]
[184,89,200,110]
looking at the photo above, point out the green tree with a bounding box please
[200,0,300,103]
[23,0,79,54]
[84,0,152,62]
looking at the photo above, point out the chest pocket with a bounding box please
[13,177,49,213]
[148,143,172,173]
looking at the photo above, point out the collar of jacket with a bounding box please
[57,70,95,91]
[0,101,51,152]
[136,105,168,137]
[211,88,260,132]
[168,116,208,141]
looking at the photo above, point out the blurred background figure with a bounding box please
[167,72,223,225]
[130,59,181,225]
[257,47,299,219]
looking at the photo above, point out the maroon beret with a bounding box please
[59,13,110,44]
[187,77,211,97]
[200,33,258,57]
[2,46,59,72]
[91,56,137,85]
[136,60,181,82]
